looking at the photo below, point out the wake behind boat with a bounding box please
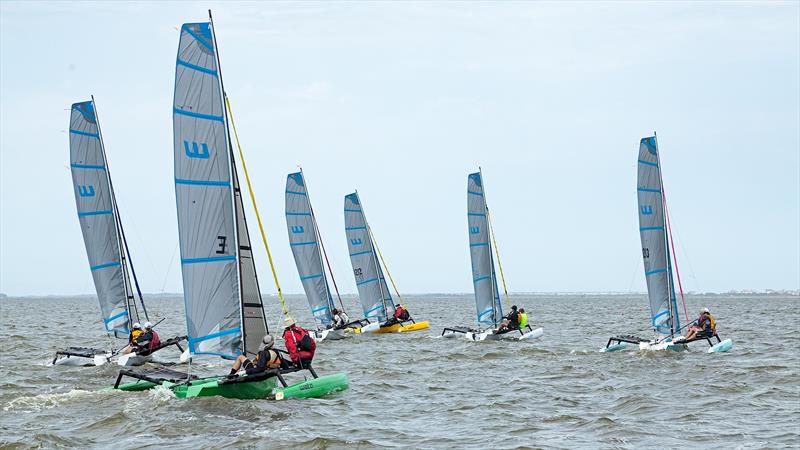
[344,192,429,334]
[442,170,542,342]
[113,13,348,400]
[54,99,185,367]
[602,135,731,354]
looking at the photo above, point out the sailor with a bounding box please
[121,323,143,355]
[393,304,411,322]
[684,307,716,340]
[331,308,349,329]
[135,322,160,356]
[518,308,528,330]
[228,334,285,376]
[283,317,316,369]
[496,305,520,333]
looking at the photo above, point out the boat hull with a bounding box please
[708,338,733,353]
[116,353,152,366]
[398,321,430,333]
[274,372,349,400]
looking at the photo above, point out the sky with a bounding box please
[1,1,798,296]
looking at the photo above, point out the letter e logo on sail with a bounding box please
[291,226,304,234]
[351,238,363,246]
[640,205,653,215]
[184,141,210,159]
[78,185,95,197]
[469,226,480,234]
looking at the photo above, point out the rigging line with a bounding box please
[670,212,703,293]
[486,206,511,309]
[663,191,689,325]
[368,226,405,308]
[160,242,180,298]
[301,167,346,313]
[225,95,289,318]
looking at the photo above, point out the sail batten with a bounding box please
[344,193,392,321]
[637,136,680,335]
[468,172,502,327]
[286,172,335,326]
[69,100,131,338]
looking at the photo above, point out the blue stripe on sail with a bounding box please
[645,268,667,276]
[470,242,489,247]
[91,261,120,271]
[189,327,241,345]
[345,226,367,231]
[290,241,317,247]
[285,190,307,196]
[300,273,323,281]
[637,187,661,193]
[350,250,372,257]
[468,190,484,196]
[477,307,493,320]
[468,212,486,217]
[69,129,99,138]
[103,310,128,325]
[473,275,491,283]
[285,212,312,216]
[181,255,236,265]
[356,277,378,286]
[184,26,214,52]
[78,210,113,217]
[70,163,105,170]
[175,178,230,187]
[173,107,224,122]
[311,305,330,313]
[365,304,383,315]
[640,227,664,232]
[638,159,658,167]
[176,58,218,76]
[344,209,362,213]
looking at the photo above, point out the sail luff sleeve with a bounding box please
[286,172,334,326]
[69,100,130,337]
[468,172,498,327]
[637,136,674,335]
[173,22,241,358]
[344,193,388,321]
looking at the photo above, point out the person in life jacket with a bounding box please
[394,304,411,322]
[121,322,143,354]
[518,308,528,330]
[135,322,160,356]
[685,307,717,340]
[228,334,286,377]
[283,317,316,369]
[330,308,349,330]
[496,305,520,333]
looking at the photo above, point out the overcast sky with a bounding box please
[1,1,798,296]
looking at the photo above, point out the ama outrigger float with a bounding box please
[442,170,543,341]
[344,191,430,334]
[285,170,369,341]
[602,134,732,353]
[113,12,348,399]
[54,98,185,367]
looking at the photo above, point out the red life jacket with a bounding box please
[149,331,161,350]
[283,325,316,362]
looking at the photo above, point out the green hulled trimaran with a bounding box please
[114,12,348,399]
[55,98,186,367]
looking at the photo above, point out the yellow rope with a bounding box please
[225,96,289,317]
[486,207,511,308]
[368,226,405,308]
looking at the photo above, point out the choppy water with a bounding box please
[0,294,798,449]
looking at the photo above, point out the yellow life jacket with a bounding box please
[707,313,716,331]
[130,329,143,343]
[519,312,528,329]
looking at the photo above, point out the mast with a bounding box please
[91,96,138,326]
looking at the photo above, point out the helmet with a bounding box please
[144,321,153,329]
[283,317,297,328]
[132,322,142,330]
[702,307,710,314]
[260,334,274,350]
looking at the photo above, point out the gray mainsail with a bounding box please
[174,21,267,359]
[69,100,136,338]
[286,172,335,326]
[637,136,680,335]
[344,192,393,321]
[468,172,503,327]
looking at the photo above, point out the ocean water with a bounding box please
[0,293,797,449]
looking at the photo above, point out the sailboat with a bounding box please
[54,99,186,367]
[603,135,732,353]
[344,191,429,334]
[113,13,349,399]
[442,170,543,341]
[285,170,366,341]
